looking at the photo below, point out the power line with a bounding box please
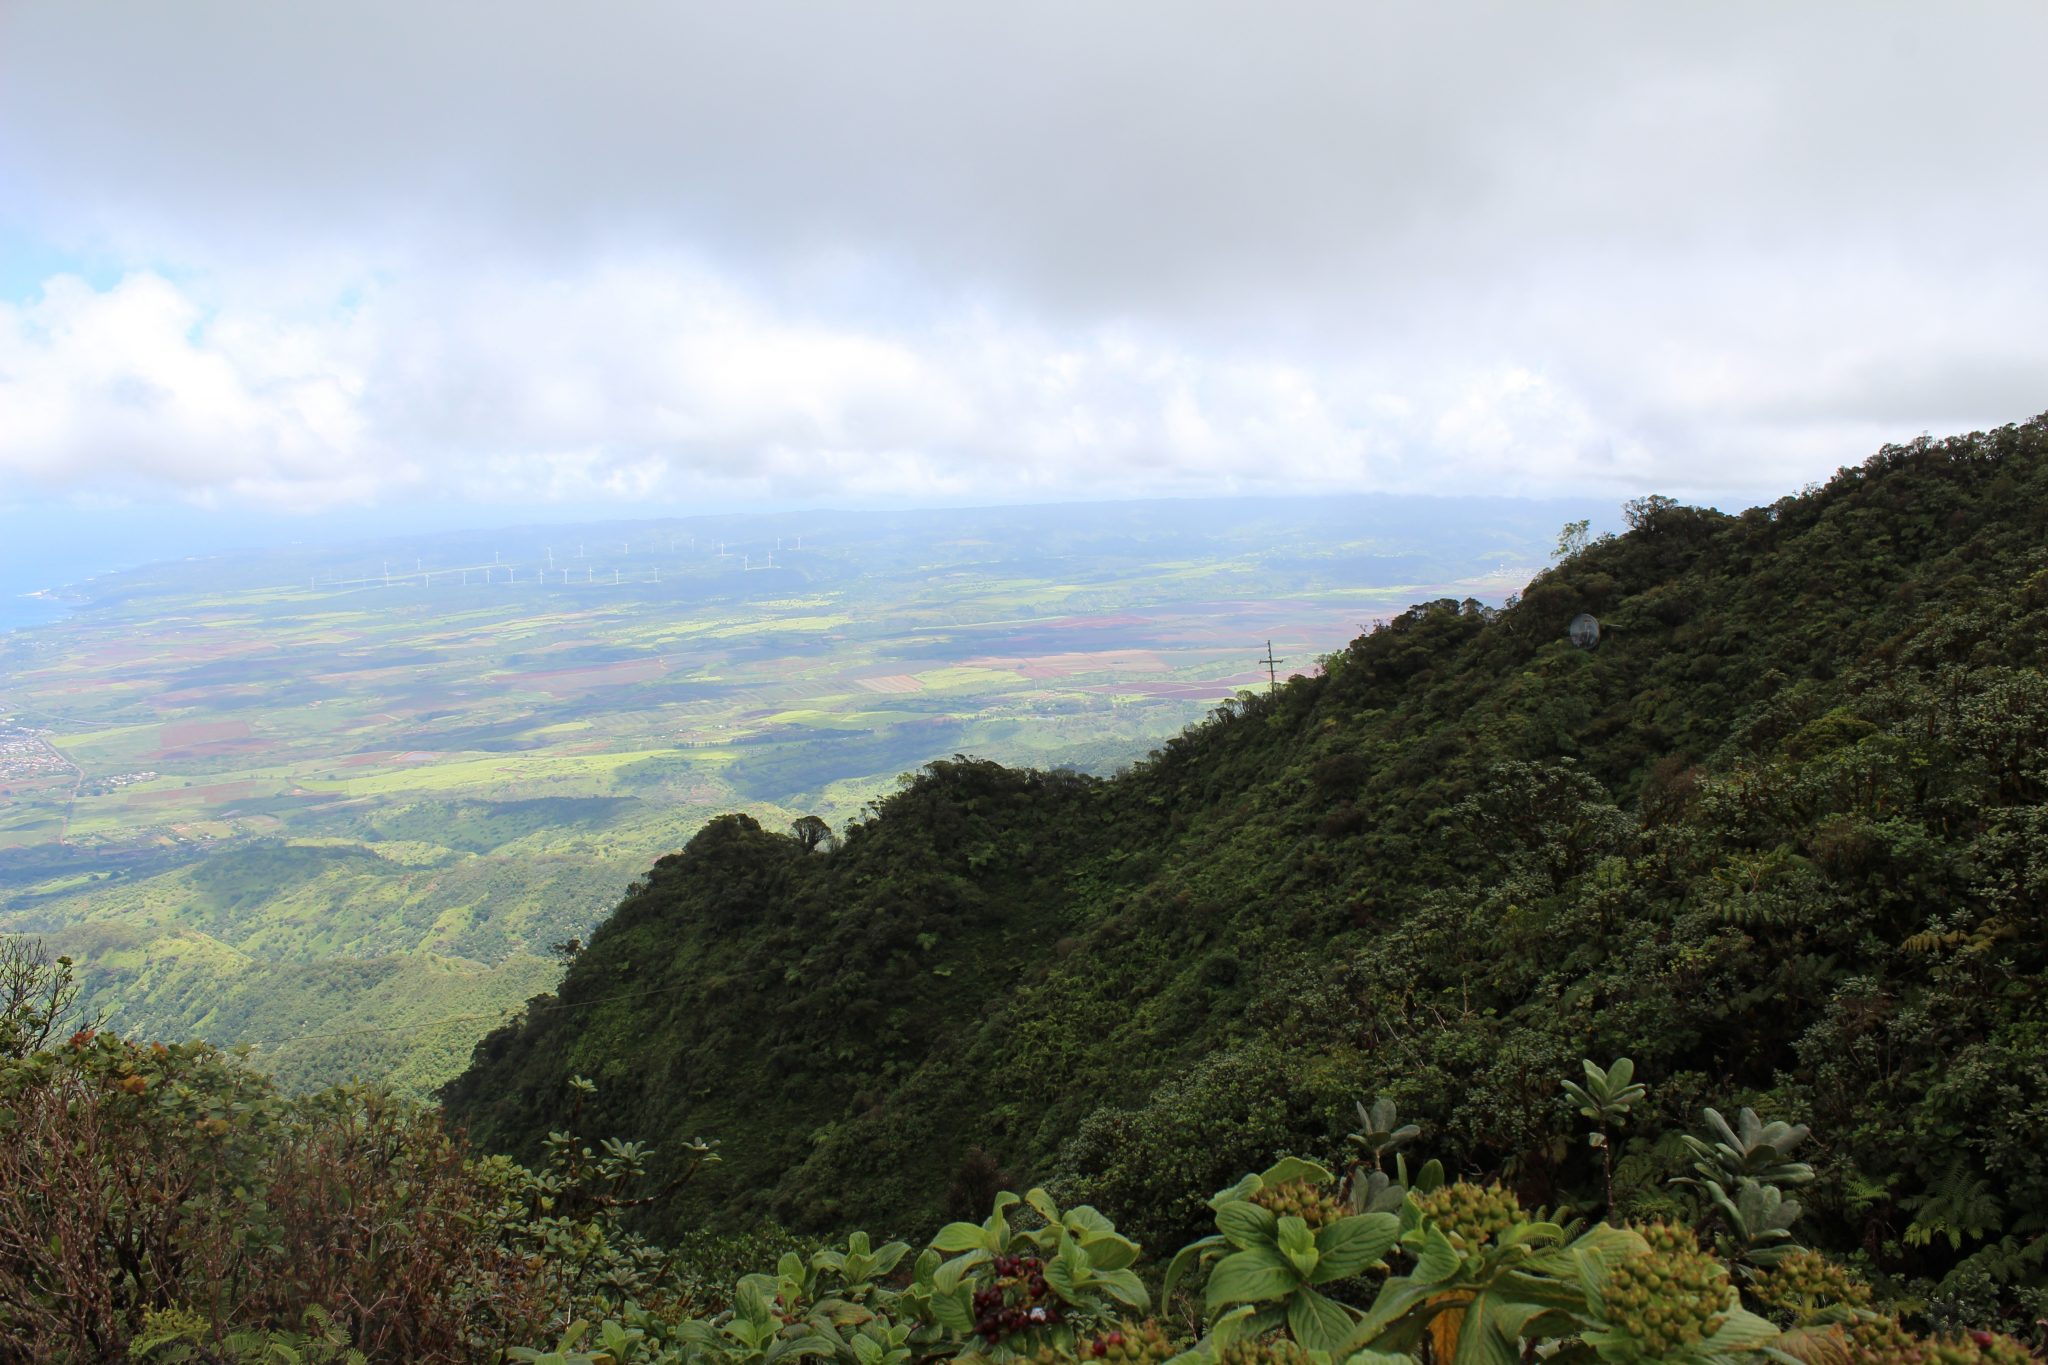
[242,980,693,1052]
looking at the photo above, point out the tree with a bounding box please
[1555,519,1591,560]
[0,937,84,1059]
[790,815,836,853]
[1622,494,1681,531]
[1563,1057,1647,1220]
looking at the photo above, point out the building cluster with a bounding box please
[0,723,70,784]
[79,770,160,796]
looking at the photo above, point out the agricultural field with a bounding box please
[0,494,1568,1091]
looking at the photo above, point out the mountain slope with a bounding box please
[445,417,2048,1309]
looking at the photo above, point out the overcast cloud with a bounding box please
[1,1,2043,514]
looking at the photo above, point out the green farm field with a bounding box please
[0,495,1569,1091]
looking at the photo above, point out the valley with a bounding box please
[0,494,1566,1091]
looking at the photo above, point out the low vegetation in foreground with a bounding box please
[1,950,2035,1363]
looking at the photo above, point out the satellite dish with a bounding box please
[1568,613,1601,648]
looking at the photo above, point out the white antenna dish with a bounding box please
[1568,613,1601,648]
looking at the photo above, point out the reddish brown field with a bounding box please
[155,720,251,753]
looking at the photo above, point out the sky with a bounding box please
[1,1,2044,539]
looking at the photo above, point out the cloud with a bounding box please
[0,1,2043,512]
[0,274,396,509]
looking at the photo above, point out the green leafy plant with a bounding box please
[1561,1057,1647,1219]
[925,1189,1149,1358]
[1162,1159,1400,1353]
[1343,1099,1422,1217]
[1672,1108,1813,1270]
[1348,1180,1638,1364]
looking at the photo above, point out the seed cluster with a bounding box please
[1844,1318,2035,1365]
[1600,1238,1730,1357]
[1214,1335,1315,1365]
[1631,1220,1700,1257]
[1411,1182,1522,1252]
[974,1254,1062,1345]
[1250,1178,1347,1229]
[1750,1248,1872,1321]
[1080,1320,1179,1365]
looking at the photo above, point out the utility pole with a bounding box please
[1261,640,1285,694]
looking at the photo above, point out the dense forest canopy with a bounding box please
[444,417,2048,1335]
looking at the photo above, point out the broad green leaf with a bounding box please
[1162,1234,1224,1303]
[1451,1292,1520,1365]
[1026,1187,1061,1226]
[1063,1205,1116,1236]
[777,1333,839,1362]
[1095,1267,1151,1312]
[931,1222,986,1253]
[1259,1156,1335,1188]
[1287,1285,1362,1354]
[1084,1231,1142,1272]
[1411,1224,1460,1284]
[1209,1174,1263,1209]
[1491,1268,1599,1313]
[737,1276,776,1325]
[1043,1249,1084,1301]
[1205,1244,1301,1308]
[932,1251,985,1295]
[1216,1200,1278,1250]
[1352,1276,1450,1348]
[1310,1213,1401,1283]
[929,1288,973,1335]
[1698,1306,1781,1355]
[1276,1216,1320,1278]
[1205,1306,1260,1352]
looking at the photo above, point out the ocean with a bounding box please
[0,593,72,635]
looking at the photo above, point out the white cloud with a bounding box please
[2,251,2040,513]
[1,1,2044,512]
[0,274,399,509]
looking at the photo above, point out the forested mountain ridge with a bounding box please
[444,417,2048,1317]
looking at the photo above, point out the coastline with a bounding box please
[0,589,76,635]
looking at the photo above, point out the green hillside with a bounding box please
[444,416,2048,1321]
